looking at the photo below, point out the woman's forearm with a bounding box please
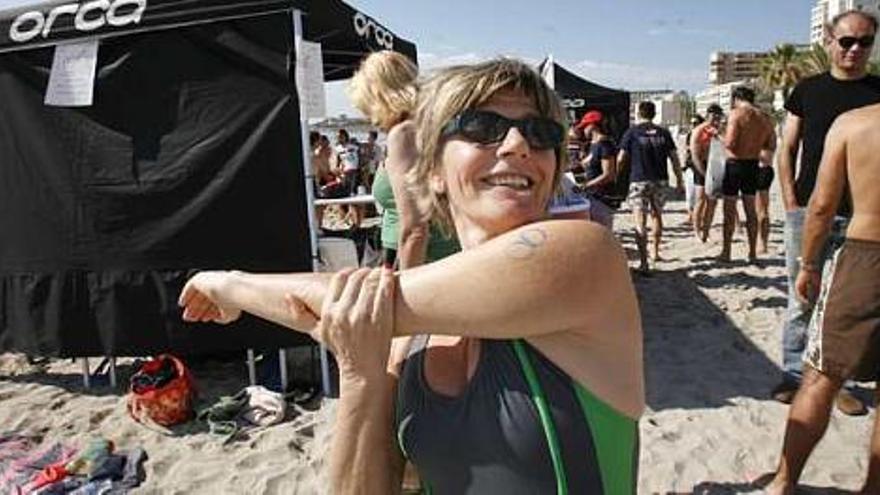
[216,271,330,331]
[397,224,429,269]
[217,222,626,341]
[330,376,399,494]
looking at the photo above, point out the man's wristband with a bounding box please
[797,257,819,273]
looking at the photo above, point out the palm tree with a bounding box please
[758,43,804,101]
[800,44,830,77]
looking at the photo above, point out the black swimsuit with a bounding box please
[395,337,639,494]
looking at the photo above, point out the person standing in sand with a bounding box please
[763,102,880,495]
[618,101,684,273]
[177,59,643,494]
[718,86,775,263]
[770,10,880,414]
[689,104,724,243]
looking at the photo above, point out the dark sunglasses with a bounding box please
[836,35,875,50]
[441,110,564,150]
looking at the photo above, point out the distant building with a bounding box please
[694,81,749,116]
[811,0,880,61]
[310,116,374,138]
[630,90,693,130]
[709,51,769,86]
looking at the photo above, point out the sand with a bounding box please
[0,193,875,494]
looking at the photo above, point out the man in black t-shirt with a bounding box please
[618,101,683,273]
[771,10,880,419]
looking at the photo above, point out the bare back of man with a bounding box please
[726,105,774,160]
[841,104,880,241]
[720,102,775,262]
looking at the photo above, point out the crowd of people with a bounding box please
[175,8,880,494]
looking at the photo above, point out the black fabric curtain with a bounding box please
[0,13,313,356]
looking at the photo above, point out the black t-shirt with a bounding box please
[785,72,880,210]
[619,122,676,182]
[585,138,617,199]
[585,139,616,181]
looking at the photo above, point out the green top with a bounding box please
[372,168,460,262]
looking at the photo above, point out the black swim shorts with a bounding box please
[722,159,759,197]
[756,165,775,191]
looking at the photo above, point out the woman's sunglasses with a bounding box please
[836,35,875,50]
[441,110,564,150]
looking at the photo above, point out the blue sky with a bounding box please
[334,0,813,115]
[0,0,814,115]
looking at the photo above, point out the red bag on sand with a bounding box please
[127,354,196,427]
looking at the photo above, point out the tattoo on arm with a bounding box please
[506,228,549,259]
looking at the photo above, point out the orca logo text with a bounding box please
[352,12,393,50]
[10,0,147,44]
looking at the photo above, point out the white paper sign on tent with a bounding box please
[296,40,326,119]
[45,40,99,107]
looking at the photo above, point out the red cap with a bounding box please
[577,110,603,129]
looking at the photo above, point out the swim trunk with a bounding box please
[756,165,774,191]
[627,180,667,212]
[804,239,880,381]
[721,159,759,197]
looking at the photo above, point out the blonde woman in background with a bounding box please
[348,50,459,270]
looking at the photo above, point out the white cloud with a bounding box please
[568,58,706,93]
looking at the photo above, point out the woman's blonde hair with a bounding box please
[410,57,569,232]
[347,51,418,131]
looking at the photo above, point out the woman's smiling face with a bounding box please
[433,89,559,246]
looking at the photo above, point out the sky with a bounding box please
[329,0,814,116]
[0,0,815,117]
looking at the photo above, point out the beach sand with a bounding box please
[0,193,874,494]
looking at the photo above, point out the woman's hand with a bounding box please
[298,267,395,383]
[179,271,242,324]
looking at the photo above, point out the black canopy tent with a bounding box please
[0,0,417,359]
[538,57,630,141]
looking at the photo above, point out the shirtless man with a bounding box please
[720,87,775,262]
[764,103,880,494]
[689,104,724,242]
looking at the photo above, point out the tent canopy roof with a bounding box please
[538,57,627,101]
[0,0,417,79]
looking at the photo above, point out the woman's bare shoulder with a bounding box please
[387,121,416,146]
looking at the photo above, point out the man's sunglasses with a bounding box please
[441,110,564,150]
[836,35,875,50]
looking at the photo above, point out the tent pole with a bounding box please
[279,348,289,392]
[80,358,90,389]
[292,8,332,397]
[109,357,117,388]
[247,349,257,386]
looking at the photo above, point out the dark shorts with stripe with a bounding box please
[722,159,759,197]
[805,239,880,381]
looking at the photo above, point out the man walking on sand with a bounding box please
[764,102,880,495]
[719,86,775,263]
[770,9,880,416]
[618,101,684,273]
